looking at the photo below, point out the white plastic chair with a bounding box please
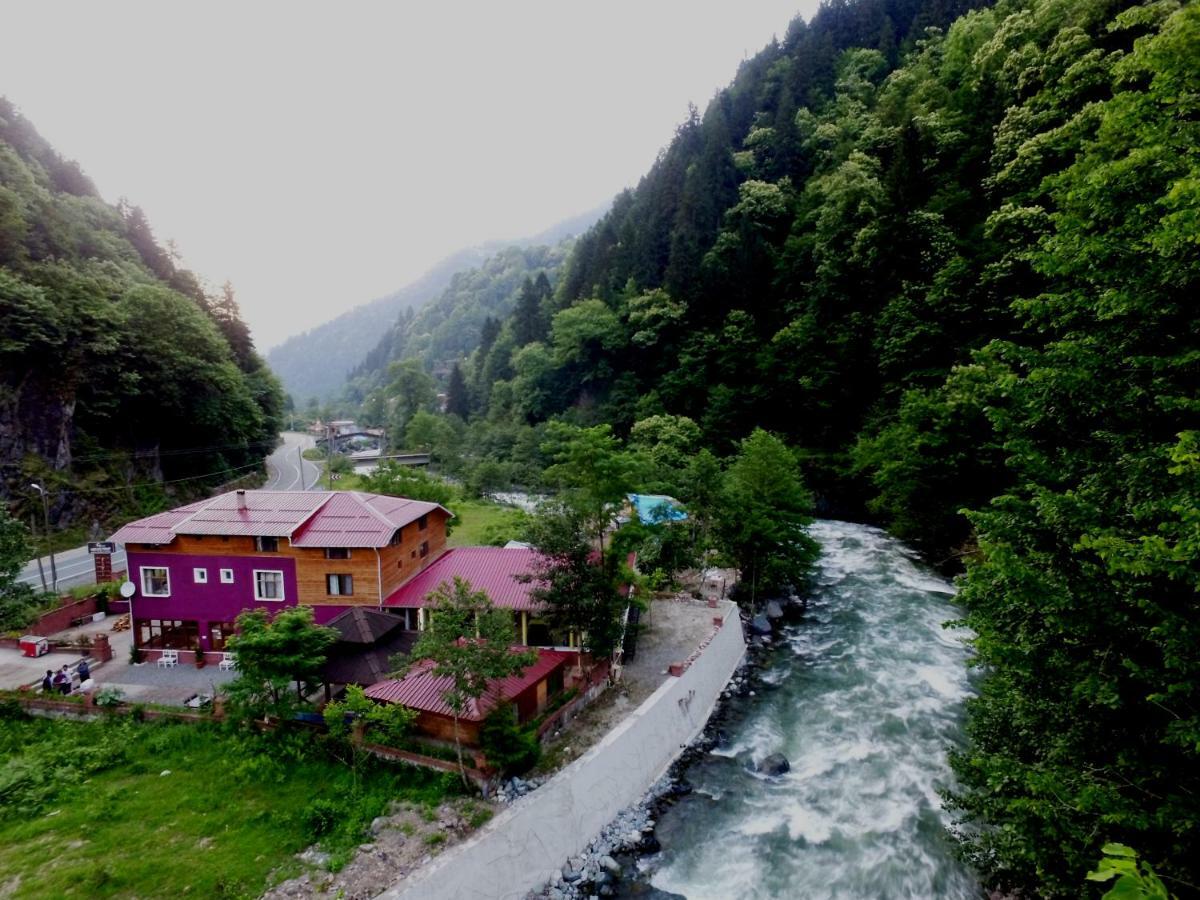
[218,653,235,671]
[157,649,179,668]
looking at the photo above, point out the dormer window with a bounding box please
[254,536,279,552]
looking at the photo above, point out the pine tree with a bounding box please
[445,362,469,420]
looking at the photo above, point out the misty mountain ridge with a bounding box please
[266,203,608,403]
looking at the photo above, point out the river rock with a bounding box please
[765,600,784,620]
[756,753,791,776]
[748,613,772,635]
[620,887,688,900]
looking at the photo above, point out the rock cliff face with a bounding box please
[0,371,74,475]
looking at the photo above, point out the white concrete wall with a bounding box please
[381,600,746,900]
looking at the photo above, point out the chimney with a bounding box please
[236,489,247,510]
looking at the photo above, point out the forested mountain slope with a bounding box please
[0,98,283,528]
[266,205,605,404]
[343,241,574,411]
[403,0,1199,895]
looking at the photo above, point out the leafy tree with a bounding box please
[628,414,702,479]
[540,422,639,551]
[404,410,461,467]
[0,507,38,632]
[408,577,535,786]
[1086,844,1176,900]
[718,429,818,604]
[226,607,338,717]
[386,358,436,447]
[523,503,629,674]
[361,463,456,508]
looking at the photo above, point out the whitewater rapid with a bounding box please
[643,520,981,899]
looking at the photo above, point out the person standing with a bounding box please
[54,665,71,694]
[77,658,90,683]
[41,669,53,692]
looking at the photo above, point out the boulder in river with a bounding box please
[756,753,791,776]
[620,886,688,900]
[765,600,785,620]
[748,613,772,635]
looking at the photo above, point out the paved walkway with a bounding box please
[0,615,237,705]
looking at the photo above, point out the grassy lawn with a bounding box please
[0,710,453,899]
[447,500,528,547]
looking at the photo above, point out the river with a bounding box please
[637,520,981,899]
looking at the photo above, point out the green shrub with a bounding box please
[301,798,343,840]
[480,704,540,777]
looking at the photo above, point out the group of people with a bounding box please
[40,659,90,695]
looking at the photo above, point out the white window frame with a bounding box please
[140,566,171,598]
[253,569,286,602]
[193,567,208,584]
[219,568,234,584]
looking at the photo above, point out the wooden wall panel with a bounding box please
[379,510,451,599]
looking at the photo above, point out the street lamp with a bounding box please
[30,483,58,592]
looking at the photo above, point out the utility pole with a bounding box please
[30,483,57,592]
[297,444,305,491]
[326,423,334,491]
[29,512,47,592]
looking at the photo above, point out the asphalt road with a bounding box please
[263,431,321,491]
[17,543,127,593]
[17,432,321,594]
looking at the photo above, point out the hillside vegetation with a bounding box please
[356,0,1200,895]
[0,99,283,530]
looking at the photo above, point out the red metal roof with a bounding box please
[364,648,574,720]
[289,492,446,548]
[107,499,210,545]
[172,490,332,537]
[383,547,545,611]
[108,489,451,549]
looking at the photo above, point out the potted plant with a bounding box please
[194,643,206,669]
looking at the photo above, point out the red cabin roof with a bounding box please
[383,547,544,611]
[364,648,573,720]
[108,489,451,549]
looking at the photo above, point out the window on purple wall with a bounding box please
[137,619,199,650]
[140,566,170,597]
[254,570,285,601]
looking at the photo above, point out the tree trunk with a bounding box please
[452,712,470,790]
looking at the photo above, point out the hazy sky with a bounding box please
[1,1,818,350]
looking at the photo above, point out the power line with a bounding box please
[32,461,265,496]
[68,438,280,463]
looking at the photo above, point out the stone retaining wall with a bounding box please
[380,599,746,900]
